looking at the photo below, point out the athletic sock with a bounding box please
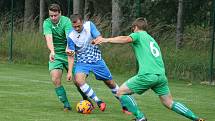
[55,86,70,108]
[74,83,89,100]
[110,84,119,98]
[171,101,198,120]
[110,85,125,107]
[80,83,100,103]
[120,95,145,119]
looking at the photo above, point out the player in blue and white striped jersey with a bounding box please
[66,14,131,114]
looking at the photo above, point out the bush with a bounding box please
[0,21,211,82]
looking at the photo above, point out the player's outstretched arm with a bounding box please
[92,36,132,45]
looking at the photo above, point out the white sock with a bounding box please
[80,83,100,102]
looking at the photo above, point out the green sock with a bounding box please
[55,86,70,108]
[120,95,145,119]
[171,101,198,120]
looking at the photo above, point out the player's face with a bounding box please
[73,19,83,33]
[49,10,61,24]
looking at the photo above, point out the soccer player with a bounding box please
[66,14,131,114]
[92,18,205,121]
[43,3,89,112]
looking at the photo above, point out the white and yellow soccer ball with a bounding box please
[76,100,93,114]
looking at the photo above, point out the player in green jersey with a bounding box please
[92,18,204,121]
[43,3,89,112]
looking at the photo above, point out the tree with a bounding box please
[176,0,184,49]
[84,0,94,20]
[39,0,45,32]
[23,0,35,31]
[112,0,121,36]
[73,0,84,16]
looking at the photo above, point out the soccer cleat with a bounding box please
[122,106,132,115]
[63,106,71,112]
[97,101,106,111]
[194,118,205,121]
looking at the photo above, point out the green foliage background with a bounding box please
[0,0,213,83]
[0,23,211,82]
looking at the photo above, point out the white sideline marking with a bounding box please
[0,75,51,84]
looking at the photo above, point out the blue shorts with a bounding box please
[74,59,112,81]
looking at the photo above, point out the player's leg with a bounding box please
[50,69,71,111]
[63,60,93,105]
[75,73,105,111]
[159,94,204,121]
[73,82,94,106]
[117,76,147,121]
[74,62,105,111]
[92,59,131,113]
[155,74,204,121]
[103,80,132,114]
[49,57,71,112]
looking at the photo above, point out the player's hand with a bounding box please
[49,52,55,62]
[92,37,105,45]
[66,49,75,56]
[66,73,72,81]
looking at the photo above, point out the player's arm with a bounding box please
[93,36,133,45]
[66,35,75,81]
[67,52,75,81]
[43,20,55,62]
[104,36,132,43]
[44,34,55,62]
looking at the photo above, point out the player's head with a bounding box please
[131,17,148,32]
[48,3,61,24]
[71,14,84,33]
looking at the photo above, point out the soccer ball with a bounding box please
[76,100,93,114]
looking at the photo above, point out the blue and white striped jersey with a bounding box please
[67,21,102,63]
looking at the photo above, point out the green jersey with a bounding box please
[43,16,72,54]
[129,31,165,75]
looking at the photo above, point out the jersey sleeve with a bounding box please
[67,33,75,51]
[90,21,101,38]
[129,32,139,43]
[43,20,52,35]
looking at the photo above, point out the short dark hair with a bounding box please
[132,17,148,30]
[48,3,61,13]
[71,14,83,23]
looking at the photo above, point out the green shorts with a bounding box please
[49,54,68,71]
[125,74,170,96]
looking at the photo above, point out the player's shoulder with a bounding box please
[60,16,71,22]
[43,18,51,24]
[43,18,53,28]
[61,15,70,20]
[83,21,91,27]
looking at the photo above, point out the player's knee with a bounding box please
[53,79,61,86]
[116,88,125,97]
[74,79,86,87]
[160,94,173,109]
[116,91,122,97]
[162,99,173,109]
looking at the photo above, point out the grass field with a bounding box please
[0,63,214,121]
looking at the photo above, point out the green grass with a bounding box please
[0,63,214,121]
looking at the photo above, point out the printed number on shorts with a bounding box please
[150,42,160,57]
